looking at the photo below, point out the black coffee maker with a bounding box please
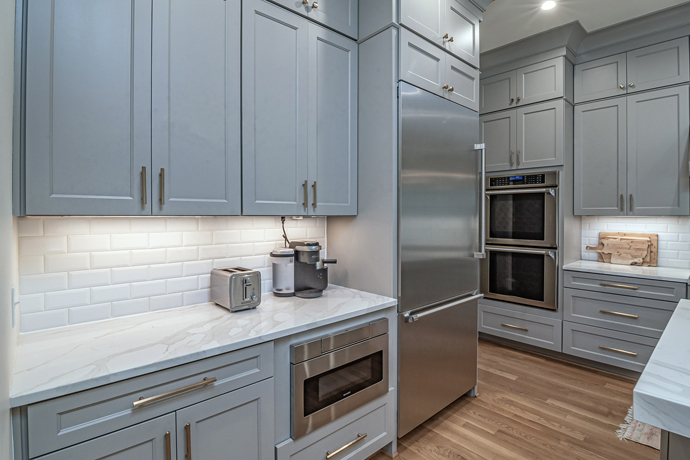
[288,241,337,298]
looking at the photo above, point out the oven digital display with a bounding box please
[509,176,524,181]
[490,174,547,187]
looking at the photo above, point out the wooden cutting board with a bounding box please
[586,232,658,266]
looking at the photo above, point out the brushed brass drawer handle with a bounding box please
[133,377,217,408]
[159,168,165,207]
[326,433,367,459]
[312,181,317,210]
[141,166,147,206]
[501,323,528,332]
[600,282,639,290]
[599,345,638,357]
[185,423,192,460]
[165,431,171,460]
[303,180,308,210]
[600,310,639,319]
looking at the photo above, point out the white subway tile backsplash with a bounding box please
[17,216,326,331]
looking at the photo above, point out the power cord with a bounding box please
[281,216,290,248]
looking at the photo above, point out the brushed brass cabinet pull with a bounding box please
[302,180,308,210]
[599,345,637,357]
[448,86,454,92]
[165,432,171,460]
[312,181,317,210]
[442,84,449,90]
[312,0,318,8]
[501,323,528,332]
[620,194,624,212]
[185,423,191,460]
[302,0,308,4]
[141,166,147,206]
[516,96,521,103]
[326,433,367,459]
[510,151,515,166]
[133,377,216,408]
[619,84,625,89]
[600,310,639,319]
[510,98,515,104]
[516,150,521,166]
[159,168,165,207]
[600,282,639,290]
[630,194,633,212]
[629,82,635,87]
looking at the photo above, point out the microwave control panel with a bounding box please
[487,171,558,189]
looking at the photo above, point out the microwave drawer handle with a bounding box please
[485,188,555,196]
[133,377,217,408]
[404,294,484,323]
[326,433,368,459]
[485,246,551,256]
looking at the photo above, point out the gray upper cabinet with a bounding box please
[24,0,152,216]
[38,414,176,460]
[269,0,358,39]
[176,379,274,460]
[308,24,358,215]
[574,54,627,104]
[516,57,565,107]
[242,0,309,216]
[627,85,690,216]
[480,110,516,172]
[446,53,479,111]
[399,0,444,47]
[574,98,627,216]
[480,71,517,114]
[516,99,565,170]
[152,0,241,216]
[627,38,690,94]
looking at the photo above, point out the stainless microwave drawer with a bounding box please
[564,271,686,303]
[27,342,273,458]
[478,304,562,352]
[564,288,675,338]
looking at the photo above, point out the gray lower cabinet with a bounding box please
[24,0,152,216]
[176,379,274,460]
[36,414,176,460]
[574,54,627,104]
[268,0,358,39]
[151,0,241,216]
[480,110,516,172]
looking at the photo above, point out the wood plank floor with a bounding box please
[372,339,657,460]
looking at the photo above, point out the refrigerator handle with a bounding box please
[403,294,484,323]
[474,143,486,259]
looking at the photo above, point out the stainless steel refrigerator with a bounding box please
[397,82,485,438]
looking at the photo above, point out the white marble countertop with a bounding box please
[634,299,690,438]
[10,285,396,407]
[563,260,690,284]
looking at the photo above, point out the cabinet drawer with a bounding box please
[28,342,273,458]
[277,396,392,460]
[564,271,686,302]
[563,322,657,372]
[564,288,675,338]
[478,304,562,352]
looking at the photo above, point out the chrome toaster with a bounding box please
[210,267,261,312]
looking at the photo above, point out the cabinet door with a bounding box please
[176,379,274,460]
[480,71,517,114]
[38,414,175,460]
[25,0,152,216]
[574,98,627,216]
[516,57,564,107]
[574,54,627,103]
[308,25,358,216]
[308,0,358,39]
[627,86,690,216]
[400,28,446,98]
[399,0,444,46]
[627,38,690,93]
[444,0,480,68]
[446,54,479,111]
[242,0,309,216]
[517,100,564,169]
[480,111,516,172]
[152,0,241,216]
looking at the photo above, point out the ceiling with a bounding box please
[480,0,690,52]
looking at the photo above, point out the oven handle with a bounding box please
[485,246,554,256]
[474,143,486,259]
[485,188,556,196]
[404,294,484,323]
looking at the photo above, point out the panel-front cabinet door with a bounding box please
[627,86,690,216]
[480,111,516,172]
[574,98,627,216]
[444,0,480,68]
[516,100,565,169]
[307,24,358,216]
[399,0,445,46]
[242,0,309,216]
[152,0,241,216]
[176,379,274,460]
[308,0,358,40]
[480,71,517,114]
[574,54,627,104]
[25,0,152,215]
[399,28,447,99]
[516,57,565,107]
[627,38,690,94]
[38,415,175,460]
[445,53,480,111]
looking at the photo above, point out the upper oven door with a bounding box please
[486,187,558,248]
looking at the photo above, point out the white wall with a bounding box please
[581,216,690,268]
[0,0,17,455]
[17,216,326,332]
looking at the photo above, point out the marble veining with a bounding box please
[634,300,690,438]
[10,285,396,407]
[563,260,690,284]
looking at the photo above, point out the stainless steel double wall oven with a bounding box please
[481,172,559,310]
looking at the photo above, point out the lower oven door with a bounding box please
[481,246,558,310]
[291,334,389,439]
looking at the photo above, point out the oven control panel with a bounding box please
[487,171,558,189]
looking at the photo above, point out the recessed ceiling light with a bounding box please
[541,1,556,10]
